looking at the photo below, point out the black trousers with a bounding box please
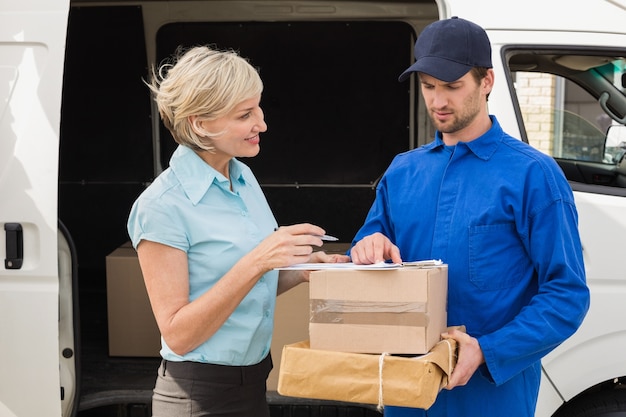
[152,354,273,417]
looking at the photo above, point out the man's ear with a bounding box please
[189,115,207,137]
[483,68,495,95]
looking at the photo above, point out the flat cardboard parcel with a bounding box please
[277,338,457,410]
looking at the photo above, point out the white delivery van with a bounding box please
[1,1,625,416]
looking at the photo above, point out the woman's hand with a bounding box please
[276,236,350,294]
[249,223,327,274]
[309,250,351,265]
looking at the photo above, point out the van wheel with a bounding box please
[554,390,626,417]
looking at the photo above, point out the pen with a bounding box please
[274,227,339,241]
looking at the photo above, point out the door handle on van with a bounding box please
[4,223,23,269]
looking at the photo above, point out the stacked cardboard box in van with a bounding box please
[105,242,161,357]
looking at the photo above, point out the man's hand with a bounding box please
[350,232,402,264]
[442,328,485,389]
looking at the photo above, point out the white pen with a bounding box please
[274,227,339,241]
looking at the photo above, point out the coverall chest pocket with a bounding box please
[468,222,527,291]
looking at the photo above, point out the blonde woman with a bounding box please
[128,46,348,417]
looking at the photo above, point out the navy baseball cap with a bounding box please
[398,16,492,82]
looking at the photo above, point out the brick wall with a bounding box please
[515,72,556,155]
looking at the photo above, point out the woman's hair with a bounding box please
[146,45,263,151]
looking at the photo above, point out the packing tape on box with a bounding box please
[311,299,427,313]
[310,299,429,326]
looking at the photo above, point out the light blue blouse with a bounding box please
[127,145,278,366]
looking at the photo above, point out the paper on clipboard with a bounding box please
[277,259,442,270]
[277,262,399,270]
[402,259,443,267]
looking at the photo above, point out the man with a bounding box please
[349,17,590,416]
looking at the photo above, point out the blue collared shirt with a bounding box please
[127,145,278,366]
[352,116,589,416]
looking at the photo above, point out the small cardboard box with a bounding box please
[309,265,447,354]
[106,243,161,357]
[277,338,457,410]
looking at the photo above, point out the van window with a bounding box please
[506,48,626,187]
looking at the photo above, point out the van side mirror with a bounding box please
[604,125,626,164]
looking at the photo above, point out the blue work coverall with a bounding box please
[351,116,590,417]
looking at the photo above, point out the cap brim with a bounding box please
[398,56,473,83]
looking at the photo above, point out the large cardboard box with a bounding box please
[267,282,310,390]
[106,243,161,357]
[309,265,447,354]
[268,243,351,390]
[277,338,457,410]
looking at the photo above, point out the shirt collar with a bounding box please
[426,115,503,160]
[169,145,248,205]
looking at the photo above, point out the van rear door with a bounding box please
[0,0,69,416]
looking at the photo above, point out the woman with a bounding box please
[127,45,348,417]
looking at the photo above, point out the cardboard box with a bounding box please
[106,243,161,357]
[277,338,457,410]
[309,265,447,354]
[267,282,310,391]
[268,243,351,390]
